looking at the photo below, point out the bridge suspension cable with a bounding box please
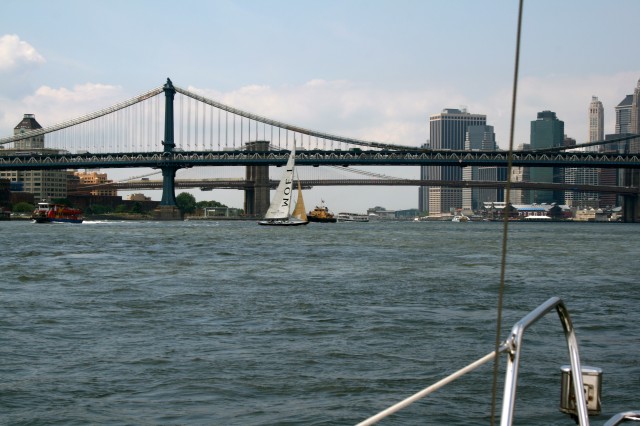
[175,86,415,151]
[0,86,164,145]
[326,165,399,180]
[531,133,640,153]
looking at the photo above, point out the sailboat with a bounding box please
[258,146,309,226]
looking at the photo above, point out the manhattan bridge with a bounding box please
[1,79,639,220]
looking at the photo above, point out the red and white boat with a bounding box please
[31,202,84,224]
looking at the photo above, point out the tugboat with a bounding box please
[307,200,337,223]
[31,202,84,224]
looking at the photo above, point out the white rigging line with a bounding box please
[490,0,523,424]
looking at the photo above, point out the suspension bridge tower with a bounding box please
[244,141,271,216]
[153,78,183,220]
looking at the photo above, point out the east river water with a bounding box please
[1,219,638,425]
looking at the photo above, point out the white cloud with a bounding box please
[0,34,45,72]
[29,83,123,104]
[1,83,125,134]
[454,72,639,149]
[0,35,46,99]
[188,73,640,153]
[189,80,464,148]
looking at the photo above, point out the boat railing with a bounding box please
[603,412,640,425]
[357,297,640,426]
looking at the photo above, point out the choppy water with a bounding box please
[1,220,638,425]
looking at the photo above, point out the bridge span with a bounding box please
[81,178,639,195]
[2,148,640,171]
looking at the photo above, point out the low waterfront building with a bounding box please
[574,208,597,222]
[126,193,151,201]
[481,202,572,220]
[74,171,117,197]
[202,206,244,217]
[394,208,421,220]
[367,206,396,220]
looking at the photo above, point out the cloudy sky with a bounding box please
[1,0,639,211]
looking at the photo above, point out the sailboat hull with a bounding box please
[257,219,309,226]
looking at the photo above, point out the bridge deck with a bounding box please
[2,149,640,170]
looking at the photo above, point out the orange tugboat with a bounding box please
[307,201,337,223]
[31,202,84,224]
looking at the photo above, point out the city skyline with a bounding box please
[1,0,639,212]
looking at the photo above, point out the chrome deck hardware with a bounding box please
[560,365,602,417]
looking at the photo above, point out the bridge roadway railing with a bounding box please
[2,149,640,170]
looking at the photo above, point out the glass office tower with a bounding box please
[529,110,565,204]
[423,108,486,214]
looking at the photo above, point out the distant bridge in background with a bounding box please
[78,178,638,195]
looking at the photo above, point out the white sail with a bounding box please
[263,146,296,220]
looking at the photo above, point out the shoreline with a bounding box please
[5,215,627,223]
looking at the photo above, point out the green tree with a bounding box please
[131,202,143,214]
[12,202,34,213]
[176,192,197,214]
[196,200,227,209]
[86,204,111,214]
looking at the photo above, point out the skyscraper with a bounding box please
[602,95,632,208]
[461,125,504,211]
[509,143,530,204]
[615,95,633,134]
[529,110,564,204]
[0,114,68,202]
[631,79,640,134]
[589,96,604,144]
[625,80,640,209]
[422,108,486,214]
[603,78,640,208]
[418,142,429,212]
[566,97,602,209]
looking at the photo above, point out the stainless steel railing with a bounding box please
[500,297,588,425]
